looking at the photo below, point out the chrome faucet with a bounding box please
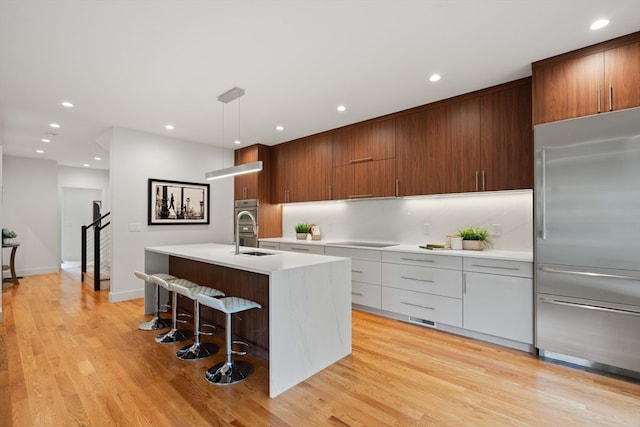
[235,210,257,255]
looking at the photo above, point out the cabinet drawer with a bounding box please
[382,287,462,327]
[258,242,280,250]
[382,251,462,270]
[463,258,532,278]
[352,282,381,309]
[382,263,462,298]
[325,246,381,261]
[279,243,325,255]
[351,259,381,284]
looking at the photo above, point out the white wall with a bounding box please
[2,156,60,276]
[108,127,233,302]
[282,190,533,251]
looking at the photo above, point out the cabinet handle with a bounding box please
[401,276,435,283]
[352,292,364,296]
[597,83,601,113]
[475,170,479,191]
[482,170,486,191]
[352,270,364,274]
[609,81,613,112]
[349,194,373,199]
[400,257,435,263]
[471,263,521,271]
[349,156,374,164]
[290,247,310,252]
[401,301,435,310]
[261,245,277,249]
[395,178,399,197]
[329,185,332,200]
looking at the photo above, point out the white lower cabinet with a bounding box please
[382,287,463,327]
[326,246,382,309]
[462,261,533,344]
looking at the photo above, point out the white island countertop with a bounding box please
[145,242,349,275]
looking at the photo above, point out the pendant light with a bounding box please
[205,87,263,180]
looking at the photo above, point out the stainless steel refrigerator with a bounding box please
[534,107,640,375]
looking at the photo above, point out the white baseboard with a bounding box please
[3,266,59,278]
[109,288,144,303]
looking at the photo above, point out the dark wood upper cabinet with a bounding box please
[395,77,532,196]
[395,105,447,196]
[234,145,260,201]
[331,118,396,199]
[533,32,640,124]
[445,96,482,194]
[273,133,332,203]
[480,78,533,191]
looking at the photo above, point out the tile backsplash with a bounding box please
[282,190,533,251]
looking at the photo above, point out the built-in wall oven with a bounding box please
[234,199,259,248]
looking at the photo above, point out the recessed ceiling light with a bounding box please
[276,125,284,131]
[36,149,44,154]
[50,123,60,128]
[41,138,50,143]
[94,157,101,161]
[234,140,241,145]
[83,164,90,167]
[61,101,74,108]
[165,124,174,130]
[337,105,346,112]
[429,74,441,82]
[590,19,610,30]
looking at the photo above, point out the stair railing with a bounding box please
[81,211,111,291]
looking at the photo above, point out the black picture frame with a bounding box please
[148,178,210,225]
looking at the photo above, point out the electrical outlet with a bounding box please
[423,223,430,235]
[492,224,502,237]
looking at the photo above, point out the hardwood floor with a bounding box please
[1,269,639,426]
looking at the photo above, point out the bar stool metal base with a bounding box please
[177,342,219,361]
[155,328,193,344]
[139,316,171,331]
[205,361,254,385]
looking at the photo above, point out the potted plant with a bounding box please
[294,223,310,240]
[456,226,491,251]
[2,228,17,244]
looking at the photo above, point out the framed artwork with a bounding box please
[148,178,210,225]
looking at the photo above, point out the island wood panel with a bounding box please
[445,96,481,193]
[604,40,640,112]
[395,104,447,196]
[480,78,533,191]
[169,256,270,352]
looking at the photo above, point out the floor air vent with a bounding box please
[408,316,436,328]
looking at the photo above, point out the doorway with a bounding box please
[61,187,103,264]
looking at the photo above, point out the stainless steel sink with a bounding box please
[240,251,274,256]
[329,241,398,248]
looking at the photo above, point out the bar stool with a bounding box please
[196,293,262,385]
[152,276,197,344]
[175,284,225,361]
[134,271,175,331]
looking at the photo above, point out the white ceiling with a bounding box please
[1,1,639,171]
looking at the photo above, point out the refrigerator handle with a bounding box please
[540,148,547,240]
[539,267,640,282]
[539,297,640,317]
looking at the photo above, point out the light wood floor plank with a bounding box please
[1,269,639,426]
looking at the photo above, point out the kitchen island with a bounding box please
[144,243,351,398]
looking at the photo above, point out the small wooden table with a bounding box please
[3,242,20,285]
